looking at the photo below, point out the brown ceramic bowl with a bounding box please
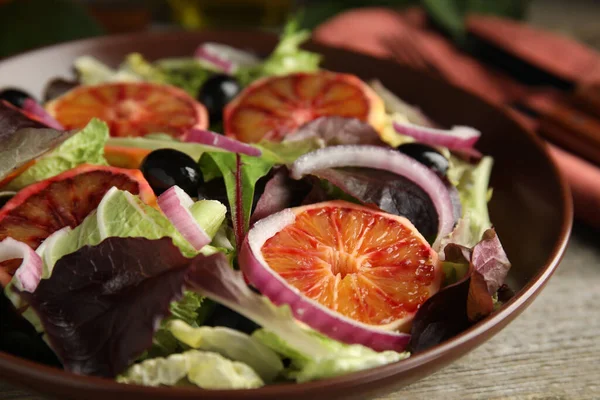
[0,31,572,400]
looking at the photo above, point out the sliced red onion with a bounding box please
[194,43,260,74]
[0,237,42,292]
[290,145,454,250]
[392,120,481,150]
[184,128,261,157]
[158,186,210,251]
[239,210,411,352]
[22,99,64,130]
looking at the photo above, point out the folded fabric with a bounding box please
[315,7,600,227]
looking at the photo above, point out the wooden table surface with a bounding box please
[1,222,598,399]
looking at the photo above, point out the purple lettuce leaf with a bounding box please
[471,229,511,295]
[251,167,312,225]
[409,228,511,352]
[285,117,387,147]
[311,167,439,240]
[0,102,73,181]
[16,237,198,377]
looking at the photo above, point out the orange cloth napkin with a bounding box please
[315,7,600,227]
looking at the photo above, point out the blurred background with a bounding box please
[0,0,599,59]
[1,0,600,227]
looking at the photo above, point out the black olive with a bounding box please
[140,149,202,197]
[0,88,34,108]
[198,74,241,124]
[397,143,449,177]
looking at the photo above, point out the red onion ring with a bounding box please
[393,120,480,150]
[290,145,454,250]
[0,237,43,292]
[184,128,261,157]
[194,43,260,74]
[239,208,411,352]
[158,186,210,250]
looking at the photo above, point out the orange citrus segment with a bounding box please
[260,201,441,331]
[224,71,386,143]
[46,82,208,138]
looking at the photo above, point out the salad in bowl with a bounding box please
[0,20,512,390]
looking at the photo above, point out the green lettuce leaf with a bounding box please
[41,188,226,273]
[106,135,221,162]
[75,56,141,85]
[236,17,322,86]
[155,58,213,97]
[253,328,409,383]
[117,350,263,389]
[255,139,321,165]
[447,155,494,241]
[6,119,108,190]
[166,320,283,382]
[75,53,212,97]
[199,152,274,237]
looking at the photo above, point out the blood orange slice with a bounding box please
[224,71,386,143]
[0,164,155,252]
[46,82,208,138]
[244,201,442,334]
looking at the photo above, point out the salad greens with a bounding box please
[118,350,264,389]
[199,152,274,242]
[0,19,513,392]
[0,102,73,181]
[6,118,108,190]
[183,249,410,383]
[167,320,283,382]
[448,155,494,241]
[253,330,409,383]
[235,17,322,86]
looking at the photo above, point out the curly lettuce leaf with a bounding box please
[6,118,108,190]
[118,350,263,389]
[166,320,283,382]
[236,17,322,86]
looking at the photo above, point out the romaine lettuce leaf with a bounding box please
[43,188,225,269]
[6,118,108,190]
[166,320,283,382]
[118,350,263,389]
[253,330,409,383]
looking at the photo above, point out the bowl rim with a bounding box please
[0,29,573,398]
